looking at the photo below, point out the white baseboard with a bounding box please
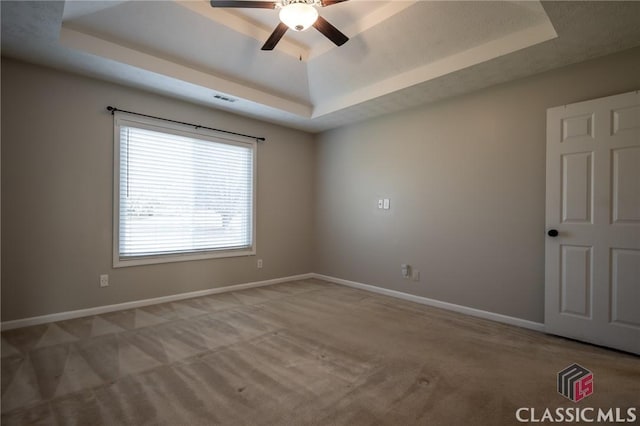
[1,273,314,331]
[313,273,545,332]
[1,272,544,333]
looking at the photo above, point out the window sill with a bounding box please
[113,248,256,268]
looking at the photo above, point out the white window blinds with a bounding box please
[116,120,255,264]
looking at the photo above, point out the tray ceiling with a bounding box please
[2,1,640,132]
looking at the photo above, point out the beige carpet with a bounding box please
[1,279,638,425]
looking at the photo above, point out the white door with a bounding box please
[545,90,640,355]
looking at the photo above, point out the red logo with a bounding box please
[558,363,593,402]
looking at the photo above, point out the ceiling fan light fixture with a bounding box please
[279,2,318,31]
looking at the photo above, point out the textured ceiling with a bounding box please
[2,1,640,132]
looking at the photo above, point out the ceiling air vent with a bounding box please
[213,94,237,103]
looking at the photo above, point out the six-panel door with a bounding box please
[545,91,640,355]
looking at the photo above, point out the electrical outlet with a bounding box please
[257,259,263,269]
[401,264,411,279]
[377,199,383,209]
[99,274,109,288]
[412,269,420,282]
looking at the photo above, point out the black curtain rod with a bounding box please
[107,106,266,142]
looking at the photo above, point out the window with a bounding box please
[113,114,256,267]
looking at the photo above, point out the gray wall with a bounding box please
[1,58,316,321]
[3,47,640,324]
[314,47,640,323]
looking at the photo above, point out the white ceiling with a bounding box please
[2,1,640,132]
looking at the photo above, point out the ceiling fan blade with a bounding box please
[320,0,349,6]
[312,16,348,46]
[261,23,288,50]
[210,1,276,9]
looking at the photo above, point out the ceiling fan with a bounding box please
[210,0,350,51]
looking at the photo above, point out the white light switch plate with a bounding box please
[383,199,390,210]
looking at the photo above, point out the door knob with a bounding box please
[547,229,559,237]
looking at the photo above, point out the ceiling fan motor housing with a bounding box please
[279,0,319,7]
